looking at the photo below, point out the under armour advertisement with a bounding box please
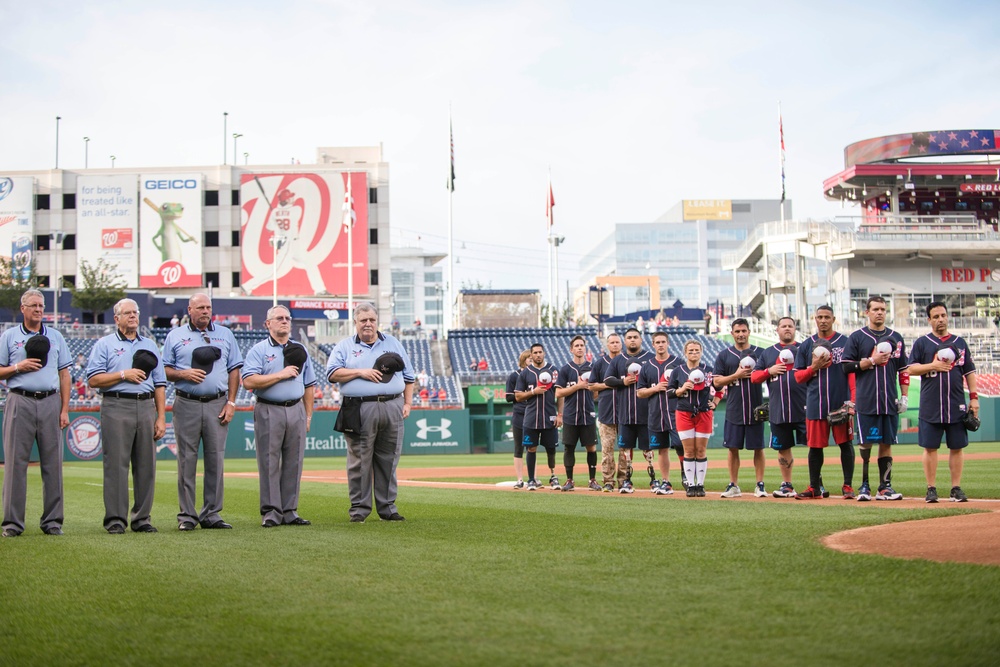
[239,172,369,297]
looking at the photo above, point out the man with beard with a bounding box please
[601,328,653,494]
[555,336,600,491]
[588,333,621,491]
[515,344,561,491]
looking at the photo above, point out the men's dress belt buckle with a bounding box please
[11,388,57,399]
[178,390,226,403]
[362,393,401,403]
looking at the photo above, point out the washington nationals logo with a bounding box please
[416,418,451,440]
[0,177,13,203]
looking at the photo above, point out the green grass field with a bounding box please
[2,444,999,666]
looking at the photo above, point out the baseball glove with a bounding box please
[753,403,769,423]
[963,411,981,432]
[828,401,853,426]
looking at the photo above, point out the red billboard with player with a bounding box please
[239,172,369,297]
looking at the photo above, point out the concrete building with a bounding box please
[389,245,446,336]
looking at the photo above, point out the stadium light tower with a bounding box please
[83,136,90,168]
[233,133,242,166]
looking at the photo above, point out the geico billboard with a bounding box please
[139,174,203,288]
[0,176,34,281]
[76,175,139,287]
[239,172,369,297]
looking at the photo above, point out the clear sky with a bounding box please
[2,1,998,297]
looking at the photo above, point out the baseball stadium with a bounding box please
[1,133,999,666]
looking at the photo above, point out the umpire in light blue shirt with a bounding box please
[162,293,243,531]
[0,289,72,538]
[327,302,414,523]
[241,305,315,528]
[86,298,167,534]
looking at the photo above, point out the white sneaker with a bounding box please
[754,482,767,498]
[721,483,742,498]
[772,482,795,498]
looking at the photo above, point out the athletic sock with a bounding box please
[808,447,824,489]
[526,450,536,482]
[684,458,696,486]
[839,442,855,485]
[695,458,708,486]
[586,450,597,481]
[860,448,871,485]
[564,445,576,481]
[878,456,893,487]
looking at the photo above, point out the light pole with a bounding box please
[223,112,228,164]
[110,155,116,168]
[243,151,249,165]
[83,137,90,168]
[50,233,64,324]
[549,235,565,323]
[233,133,242,166]
[55,116,61,169]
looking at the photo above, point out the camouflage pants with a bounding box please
[598,422,618,486]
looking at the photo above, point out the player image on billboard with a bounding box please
[139,174,203,288]
[239,172,368,297]
[0,176,34,280]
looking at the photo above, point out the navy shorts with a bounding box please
[856,413,898,447]
[648,429,682,453]
[562,423,598,448]
[513,425,524,458]
[769,422,807,450]
[617,423,649,450]
[918,419,969,451]
[723,421,765,450]
[523,428,558,450]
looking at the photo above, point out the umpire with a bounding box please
[241,305,315,528]
[86,298,167,534]
[0,289,72,537]
[327,302,414,523]
[162,293,243,531]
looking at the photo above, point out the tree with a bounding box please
[71,258,127,323]
[540,301,574,328]
[0,256,38,320]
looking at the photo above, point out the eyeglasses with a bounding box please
[270,316,291,322]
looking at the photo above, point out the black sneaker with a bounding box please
[925,486,939,503]
[950,486,968,503]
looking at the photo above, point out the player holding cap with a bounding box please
[668,340,719,496]
[905,302,978,503]
[842,296,909,501]
[636,331,684,494]
[601,328,654,493]
[555,336,600,491]
[751,317,806,498]
[514,343,562,490]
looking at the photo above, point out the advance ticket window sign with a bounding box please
[139,175,203,288]
[0,176,35,281]
[239,172,369,297]
[76,175,139,288]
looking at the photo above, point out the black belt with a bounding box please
[256,396,302,407]
[177,390,226,403]
[346,393,401,403]
[103,391,153,400]
[10,388,57,399]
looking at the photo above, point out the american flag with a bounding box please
[546,180,555,228]
[447,118,455,192]
[916,130,998,154]
[342,173,355,231]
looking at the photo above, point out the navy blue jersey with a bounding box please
[505,370,526,429]
[639,355,682,432]
[714,345,764,424]
[754,343,806,424]
[668,363,714,414]
[515,363,560,429]
[590,353,617,425]
[842,327,907,415]
[794,333,851,420]
[556,360,595,426]
[908,333,976,424]
[605,350,653,425]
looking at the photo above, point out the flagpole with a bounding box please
[446,110,455,334]
[546,171,553,325]
[347,173,354,319]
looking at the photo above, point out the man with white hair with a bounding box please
[328,303,415,522]
[86,298,167,534]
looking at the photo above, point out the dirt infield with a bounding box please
[225,451,1000,566]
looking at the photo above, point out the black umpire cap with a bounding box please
[191,345,222,373]
[374,352,405,383]
[132,349,158,375]
[24,335,50,362]
[283,342,308,372]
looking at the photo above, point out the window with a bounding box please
[231,230,240,247]
[370,269,378,285]
[61,274,75,288]
[62,193,76,210]
[35,235,50,251]
[204,231,219,247]
[232,272,241,289]
[424,271,442,283]
[369,187,378,204]
[204,190,219,206]
[425,314,441,325]
[424,286,440,297]
[35,194,50,210]
[204,272,220,288]
[425,299,442,311]
[231,189,240,205]
[36,275,49,288]
[369,228,378,245]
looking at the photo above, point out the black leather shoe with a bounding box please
[202,520,233,529]
[107,525,125,535]
[262,519,280,528]
[349,516,366,523]
[43,527,63,536]
[287,517,311,526]
[178,521,197,532]
[1,528,21,537]
[133,524,158,533]
[383,513,406,522]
